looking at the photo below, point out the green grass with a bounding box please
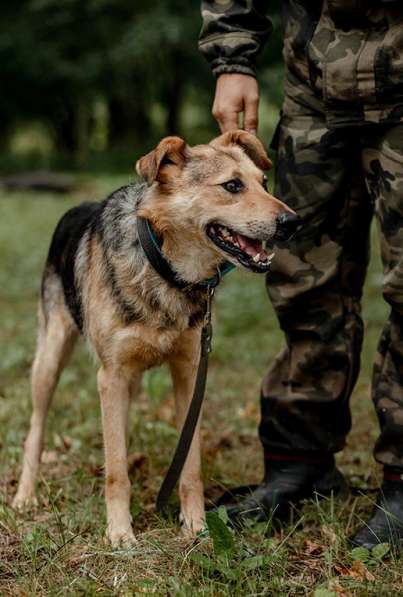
[0,176,402,596]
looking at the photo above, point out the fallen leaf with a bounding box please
[335,561,375,582]
[335,565,351,577]
[304,539,325,555]
[350,560,375,582]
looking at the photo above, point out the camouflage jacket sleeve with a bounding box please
[199,1,272,78]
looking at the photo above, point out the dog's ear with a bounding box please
[210,130,272,171]
[135,136,188,185]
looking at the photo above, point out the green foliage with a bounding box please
[313,589,338,597]
[371,543,390,560]
[0,181,399,594]
[351,543,390,563]
[205,511,235,559]
[190,511,272,586]
[0,1,284,168]
[351,546,371,562]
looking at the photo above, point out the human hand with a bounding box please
[212,74,260,135]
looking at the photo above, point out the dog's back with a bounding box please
[44,201,103,330]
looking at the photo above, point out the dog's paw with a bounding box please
[180,514,206,538]
[12,492,38,511]
[106,525,136,548]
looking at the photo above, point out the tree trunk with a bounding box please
[50,96,92,166]
[164,54,183,136]
[51,101,76,155]
[108,86,151,148]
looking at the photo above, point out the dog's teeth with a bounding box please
[253,253,260,263]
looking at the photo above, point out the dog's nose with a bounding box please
[274,212,301,241]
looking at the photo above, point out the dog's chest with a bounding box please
[109,323,189,369]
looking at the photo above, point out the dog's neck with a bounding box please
[137,191,225,287]
[160,231,223,286]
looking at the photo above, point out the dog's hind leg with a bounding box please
[98,365,139,547]
[13,277,78,509]
[169,329,205,536]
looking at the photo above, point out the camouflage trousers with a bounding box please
[261,87,403,469]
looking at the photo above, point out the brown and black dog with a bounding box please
[13,131,297,546]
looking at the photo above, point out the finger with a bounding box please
[218,111,239,133]
[243,96,259,135]
[212,107,239,133]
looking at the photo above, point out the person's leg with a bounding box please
[260,116,373,459]
[226,104,373,521]
[353,124,403,549]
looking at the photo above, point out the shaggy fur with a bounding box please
[13,131,293,546]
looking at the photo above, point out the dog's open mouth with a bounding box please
[206,223,274,273]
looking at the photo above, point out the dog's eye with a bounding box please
[262,176,268,191]
[222,178,244,193]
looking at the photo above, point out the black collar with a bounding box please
[137,216,234,291]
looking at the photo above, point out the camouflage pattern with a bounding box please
[199,0,403,468]
[199,0,403,127]
[199,0,272,77]
[261,108,403,468]
[260,99,372,458]
[364,124,403,467]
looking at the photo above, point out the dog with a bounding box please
[12,130,298,546]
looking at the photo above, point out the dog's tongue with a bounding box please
[235,233,268,259]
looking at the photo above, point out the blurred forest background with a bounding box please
[3,3,403,593]
[1,0,283,174]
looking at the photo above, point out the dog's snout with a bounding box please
[274,212,301,241]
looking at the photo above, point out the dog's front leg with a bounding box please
[169,329,205,536]
[97,365,136,547]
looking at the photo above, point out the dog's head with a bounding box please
[136,131,299,278]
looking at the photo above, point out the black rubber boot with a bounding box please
[351,468,403,550]
[219,454,348,523]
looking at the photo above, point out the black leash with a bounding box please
[136,216,232,515]
[156,285,215,514]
